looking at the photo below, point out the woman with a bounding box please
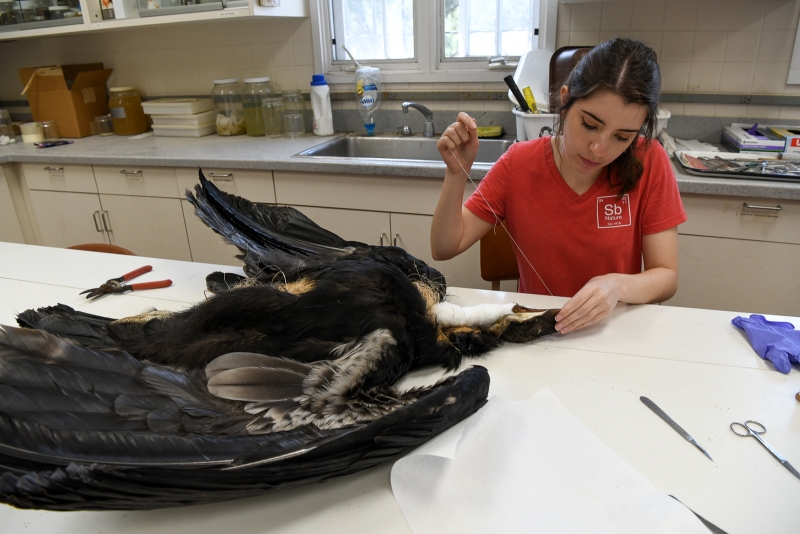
[431,38,686,334]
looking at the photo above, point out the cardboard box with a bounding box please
[721,123,785,153]
[767,126,800,153]
[18,64,113,138]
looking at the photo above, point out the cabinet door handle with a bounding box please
[743,203,782,211]
[101,210,112,232]
[393,233,399,247]
[208,172,234,182]
[43,166,64,171]
[119,170,143,175]
[92,211,103,232]
[379,233,387,246]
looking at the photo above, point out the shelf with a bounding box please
[0,0,306,41]
[85,6,250,31]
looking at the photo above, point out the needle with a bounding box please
[448,148,553,296]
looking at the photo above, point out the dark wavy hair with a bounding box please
[552,38,661,196]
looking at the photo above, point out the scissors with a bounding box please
[730,421,800,480]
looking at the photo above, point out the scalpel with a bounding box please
[640,396,714,461]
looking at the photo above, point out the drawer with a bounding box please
[176,167,276,203]
[679,194,800,245]
[274,171,456,215]
[93,165,179,198]
[22,163,97,193]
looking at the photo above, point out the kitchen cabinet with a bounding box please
[0,0,307,42]
[273,170,494,291]
[27,189,108,247]
[289,205,391,247]
[21,163,192,261]
[0,167,25,244]
[665,193,800,316]
[176,167,276,265]
[21,163,108,247]
[391,212,486,290]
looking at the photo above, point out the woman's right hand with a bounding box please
[437,112,479,176]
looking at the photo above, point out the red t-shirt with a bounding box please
[464,137,687,297]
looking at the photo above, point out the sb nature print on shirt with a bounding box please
[596,194,631,228]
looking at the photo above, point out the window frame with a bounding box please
[309,0,558,84]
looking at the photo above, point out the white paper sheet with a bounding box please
[391,389,709,534]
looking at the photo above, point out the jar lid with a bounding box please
[243,77,270,83]
[109,86,136,92]
[213,78,239,84]
[48,6,69,10]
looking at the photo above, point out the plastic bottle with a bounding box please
[355,66,380,136]
[310,74,334,136]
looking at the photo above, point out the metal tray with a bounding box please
[675,151,800,183]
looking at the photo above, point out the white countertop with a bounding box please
[0,242,798,533]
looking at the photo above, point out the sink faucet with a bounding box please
[402,102,435,137]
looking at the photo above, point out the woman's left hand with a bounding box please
[554,275,622,334]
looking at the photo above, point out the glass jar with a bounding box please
[261,96,284,138]
[93,114,115,136]
[242,77,273,137]
[211,78,246,136]
[281,89,308,133]
[108,86,147,135]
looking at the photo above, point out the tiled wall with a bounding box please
[558,0,800,119]
[2,0,800,117]
[0,16,316,101]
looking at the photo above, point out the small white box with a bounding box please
[151,110,215,127]
[142,98,213,115]
[152,123,216,137]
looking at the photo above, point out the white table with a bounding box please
[0,242,798,534]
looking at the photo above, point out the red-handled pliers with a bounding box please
[79,265,172,300]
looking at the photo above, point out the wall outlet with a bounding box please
[740,95,752,104]
[492,92,504,100]
[388,93,397,100]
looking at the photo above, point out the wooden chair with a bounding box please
[479,224,519,291]
[67,243,137,256]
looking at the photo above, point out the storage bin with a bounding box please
[512,108,556,142]
[512,107,671,142]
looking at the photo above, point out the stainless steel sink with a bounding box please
[294,135,514,164]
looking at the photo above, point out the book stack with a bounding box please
[142,98,215,138]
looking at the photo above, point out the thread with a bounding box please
[448,148,553,296]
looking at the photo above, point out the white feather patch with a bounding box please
[433,302,516,328]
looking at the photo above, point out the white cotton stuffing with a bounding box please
[433,302,516,328]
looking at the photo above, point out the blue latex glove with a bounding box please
[731,314,800,374]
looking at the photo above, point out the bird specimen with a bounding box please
[0,172,558,511]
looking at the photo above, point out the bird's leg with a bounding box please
[488,307,559,342]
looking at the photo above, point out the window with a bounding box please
[443,0,539,59]
[330,0,416,61]
[309,0,557,83]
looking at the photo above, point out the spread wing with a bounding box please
[0,325,489,510]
